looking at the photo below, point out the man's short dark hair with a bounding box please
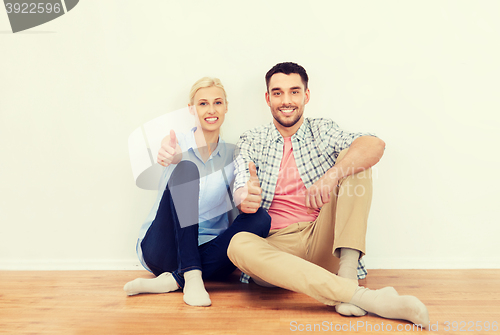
[265,62,309,91]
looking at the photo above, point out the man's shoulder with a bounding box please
[304,117,338,135]
[240,122,273,140]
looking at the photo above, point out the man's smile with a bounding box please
[279,108,296,116]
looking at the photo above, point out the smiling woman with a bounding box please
[123,77,271,307]
[188,79,229,161]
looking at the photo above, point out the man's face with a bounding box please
[266,73,310,136]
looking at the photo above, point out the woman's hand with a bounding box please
[157,129,182,167]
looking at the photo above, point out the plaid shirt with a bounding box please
[234,117,373,281]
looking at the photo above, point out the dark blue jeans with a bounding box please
[140,161,271,288]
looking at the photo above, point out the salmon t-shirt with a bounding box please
[268,137,320,230]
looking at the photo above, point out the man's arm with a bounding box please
[329,135,385,179]
[305,136,385,211]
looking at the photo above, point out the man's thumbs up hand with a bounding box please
[237,162,262,214]
[248,161,261,187]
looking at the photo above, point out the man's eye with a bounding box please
[273,92,281,96]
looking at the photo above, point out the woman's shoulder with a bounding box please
[173,129,195,151]
[175,130,189,143]
[218,140,235,161]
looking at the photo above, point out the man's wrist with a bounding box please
[233,187,244,207]
[326,166,342,186]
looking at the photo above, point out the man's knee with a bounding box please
[337,169,372,198]
[337,148,349,162]
[227,231,259,261]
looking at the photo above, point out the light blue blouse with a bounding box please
[136,128,235,272]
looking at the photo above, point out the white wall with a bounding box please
[1,0,499,270]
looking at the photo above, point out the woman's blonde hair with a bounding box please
[188,77,227,105]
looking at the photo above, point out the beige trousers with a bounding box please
[227,150,373,306]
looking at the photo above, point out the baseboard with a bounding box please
[1,258,499,271]
[0,259,145,271]
[363,257,500,269]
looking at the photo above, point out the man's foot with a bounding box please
[335,303,367,316]
[336,248,367,316]
[349,286,429,328]
[252,275,277,288]
[123,272,179,296]
[183,270,211,307]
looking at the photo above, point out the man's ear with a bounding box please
[305,88,310,105]
[265,91,271,107]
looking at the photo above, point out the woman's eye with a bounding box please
[199,102,206,106]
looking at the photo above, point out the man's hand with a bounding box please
[305,169,339,214]
[236,162,262,214]
[157,129,182,167]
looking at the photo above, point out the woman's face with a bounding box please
[190,86,227,134]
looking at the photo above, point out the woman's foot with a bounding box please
[123,272,179,296]
[183,270,211,306]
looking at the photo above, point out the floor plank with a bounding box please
[0,270,499,334]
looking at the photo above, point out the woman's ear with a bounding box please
[188,104,195,115]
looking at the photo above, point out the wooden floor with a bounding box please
[1,270,499,334]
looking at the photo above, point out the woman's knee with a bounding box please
[253,207,271,237]
[167,161,200,224]
[235,207,271,237]
[169,161,199,187]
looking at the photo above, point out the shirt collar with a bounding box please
[293,118,309,142]
[270,123,282,143]
[187,127,224,158]
[269,118,310,143]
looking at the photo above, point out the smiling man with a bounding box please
[227,62,429,327]
[267,72,309,133]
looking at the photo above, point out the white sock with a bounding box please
[123,272,179,296]
[349,286,429,328]
[335,248,367,316]
[183,270,211,307]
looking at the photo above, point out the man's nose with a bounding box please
[282,93,292,105]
